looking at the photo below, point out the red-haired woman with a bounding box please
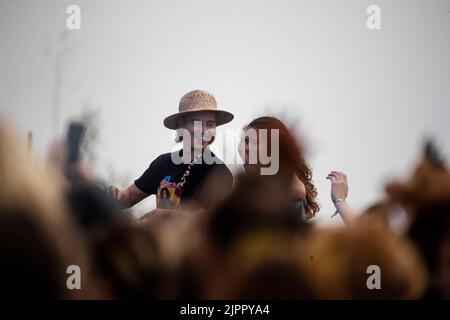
[238,116,354,224]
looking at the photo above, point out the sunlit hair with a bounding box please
[244,116,319,219]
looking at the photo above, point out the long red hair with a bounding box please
[244,116,319,219]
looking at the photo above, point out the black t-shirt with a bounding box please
[134,150,233,205]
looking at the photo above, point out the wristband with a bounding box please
[333,198,345,204]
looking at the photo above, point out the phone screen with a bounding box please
[66,122,86,165]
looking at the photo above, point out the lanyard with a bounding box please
[178,151,202,188]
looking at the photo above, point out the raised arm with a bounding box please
[326,171,356,225]
[107,183,150,209]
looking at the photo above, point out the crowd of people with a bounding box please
[0,89,449,299]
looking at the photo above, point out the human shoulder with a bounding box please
[150,152,175,167]
[208,154,232,177]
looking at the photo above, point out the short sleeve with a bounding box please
[134,154,166,194]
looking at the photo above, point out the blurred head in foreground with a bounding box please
[303,219,427,299]
[385,140,450,299]
[0,119,89,298]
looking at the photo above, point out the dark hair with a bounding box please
[160,187,170,200]
[0,209,67,298]
[244,116,319,219]
[89,219,163,298]
[408,200,450,298]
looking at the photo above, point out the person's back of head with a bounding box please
[0,209,68,298]
[88,218,164,299]
[303,221,427,299]
[199,230,315,299]
[207,172,308,254]
[408,200,450,299]
[385,140,450,298]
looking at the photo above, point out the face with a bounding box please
[161,189,169,199]
[182,111,217,149]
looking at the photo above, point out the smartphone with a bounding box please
[66,121,86,165]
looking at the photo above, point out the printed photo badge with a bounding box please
[156,175,182,209]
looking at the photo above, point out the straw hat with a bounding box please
[163,90,234,129]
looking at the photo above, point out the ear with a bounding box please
[174,127,184,143]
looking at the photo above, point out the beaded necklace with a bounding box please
[178,150,203,188]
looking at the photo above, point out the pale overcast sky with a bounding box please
[1,0,449,224]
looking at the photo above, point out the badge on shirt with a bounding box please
[156,176,182,209]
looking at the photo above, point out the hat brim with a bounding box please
[163,109,234,129]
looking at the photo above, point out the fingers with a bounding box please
[327,172,341,183]
[108,185,121,200]
[328,171,349,201]
[335,171,347,183]
[327,171,347,183]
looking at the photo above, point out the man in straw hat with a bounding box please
[108,90,234,211]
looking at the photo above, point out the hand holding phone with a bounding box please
[65,121,87,183]
[66,121,86,166]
